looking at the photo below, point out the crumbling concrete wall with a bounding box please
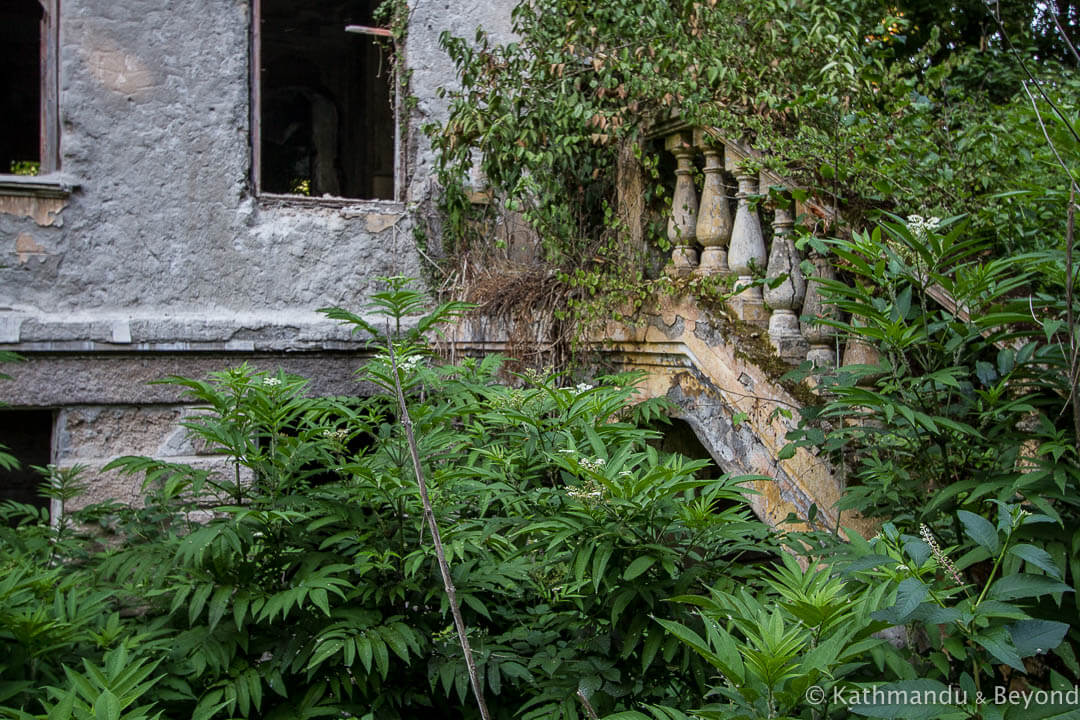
[54,403,259,511]
[2,0,516,342]
[0,0,517,505]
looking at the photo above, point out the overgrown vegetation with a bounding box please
[417,0,1080,716]
[426,0,1078,336]
[0,283,780,719]
[2,1,1079,718]
[2,276,1078,718]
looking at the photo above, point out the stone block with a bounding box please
[61,456,254,511]
[56,406,184,460]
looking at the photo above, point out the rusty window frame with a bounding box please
[1,0,59,178]
[249,1,402,202]
[39,0,59,174]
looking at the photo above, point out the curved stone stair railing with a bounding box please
[452,301,876,539]
[451,121,977,538]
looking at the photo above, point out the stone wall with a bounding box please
[53,405,230,510]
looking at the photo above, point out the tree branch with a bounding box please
[386,331,491,720]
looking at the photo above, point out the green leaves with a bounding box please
[1008,620,1070,657]
[1010,544,1063,579]
[661,558,897,718]
[0,318,785,720]
[40,648,164,720]
[975,627,1027,673]
[623,556,656,581]
[871,578,928,625]
[988,574,1074,602]
[957,510,1000,555]
[847,679,958,718]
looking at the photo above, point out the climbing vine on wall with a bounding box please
[424,0,1079,344]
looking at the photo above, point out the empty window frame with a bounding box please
[253,0,398,201]
[0,0,59,177]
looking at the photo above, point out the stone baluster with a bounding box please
[763,204,807,362]
[726,168,769,326]
[842,318,885,384]
[695,143,732,275]
[802,249,839,368]
[665,132,698,275]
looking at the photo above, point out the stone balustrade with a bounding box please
[660,128,874,371]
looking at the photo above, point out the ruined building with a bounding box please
[0,0,516,509]
[0,1,860,531]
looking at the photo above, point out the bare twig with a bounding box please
[1049,1,1080,65]
[1018,80,1080,451]
[1068,188,1080,452]
[985,7,1080,148]
[1021,82,1080,192]
[1047,7,1080,443]
[576,689,600,720]
[386,330,492,720]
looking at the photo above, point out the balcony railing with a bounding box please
[660,127,875,372]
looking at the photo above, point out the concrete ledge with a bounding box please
[0,173,77,199]
[0,351,378,406]
[0,310,408,352]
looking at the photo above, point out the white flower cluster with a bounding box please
[557,449,607,473]
[262,377,282,387]
[396,355,423,372]
[579,457,606,472]
[566,477,604,502]
[490,389,526,411]
[322,428,349,443]
[906,214,941,239]
[575,382,594,393]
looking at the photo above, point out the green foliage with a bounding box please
[0,466,156,717]
[868,506,1072,673]
[426,0,1079,339]
[768,210,1080,715]
[0,351,23,472]
[784,216,1066,518]
[0,280,776,719]
[646,553,900,719]
[626,502,1078,718]
[782,215,1080,539]
[815,504,1079,718]
[34,647,165,720]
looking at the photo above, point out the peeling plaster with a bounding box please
[15,233,48,263]
[364,213,402,233]
[81,31,156,97]
[0,195,67,226]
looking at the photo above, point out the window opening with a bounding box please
[0,410,53,512]
[255,0,396,200]
[0,0,58,177]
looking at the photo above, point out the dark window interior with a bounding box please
[260,0,395,199]
[0,1,43,175]
[0,410,52,511]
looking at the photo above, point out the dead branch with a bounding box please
[386,331,492,720]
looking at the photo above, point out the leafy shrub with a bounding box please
[0,281,777,719]
[769,214,1080,715]
[786,215,1079,526]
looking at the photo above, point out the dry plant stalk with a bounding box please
[386,333,492,720]
[576,688,600,719]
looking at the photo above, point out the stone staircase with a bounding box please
[453,122,921,537]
